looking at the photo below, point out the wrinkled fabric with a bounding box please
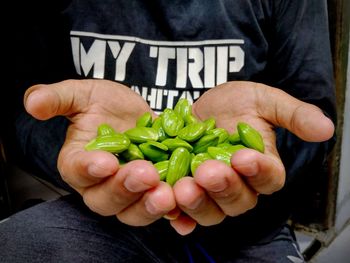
[0,194,305,263]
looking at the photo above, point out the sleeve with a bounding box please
[4,0,77,190]
[262,0,337,215]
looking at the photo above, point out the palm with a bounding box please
[63,79,153,146]
[193,81,277,156]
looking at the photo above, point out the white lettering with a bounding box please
[204,47,215,88]
[131,85,141,95]
[141,87,149,100]
[131,86,203,112]
[150,47,176,86]
[70,33,246,92]
[80,40,106,78]
[108,41,135,81]
[156,88,163,110]
[166,90,179,109]
[188,48,204,88]
[229,46,244,73]
[71,37,81,75]
[147,88,158,109]
[176,48,188,88]
[150,44,244,88]
[216,46,228,85]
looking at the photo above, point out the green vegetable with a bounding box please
[203,117,216,132]
[136,112,153,127]
[228,132,241,144]
[161,138,193,152]
[206,128,229,144]
[85,99,266,186]
[177,122,207,142]
[166,147,191,186]
[207,146,232,165]
[139,141,169,162]
[217,143,246,154]
[85,134,130,154]
[161,108,184,137]
[190,152,211,175]
[237,122,265,153]
[174,98,192,121]
[152,117,168,141]
[154,160,169,181]
[124,127,159,143]
[184,114,199,125]
[192,134,219,154]
[97,123,117,136]
[120,143,144,161]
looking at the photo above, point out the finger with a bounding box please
[116,182,176,226]
[24,80,91,120]
[58,147,120,192]
[163,207,182,220]
[193,160,258,216]
[256,83,335,142]
[231,148,285,194]
[169,213,197,236]
[173,176,225,226]
[82,160,160,216]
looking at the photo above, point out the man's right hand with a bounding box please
[24,79,176,226]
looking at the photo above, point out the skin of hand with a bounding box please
[168,81,335,235]
[24,79,176,227]
[23,79,335,236]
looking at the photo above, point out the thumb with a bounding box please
[257,84,335,142]
[24,80,90,120]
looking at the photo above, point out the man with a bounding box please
[1,1,336,262]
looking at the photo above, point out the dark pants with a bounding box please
[0,194,305,263]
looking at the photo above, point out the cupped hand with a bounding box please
[169,81,334,235]
[24,79,176,226]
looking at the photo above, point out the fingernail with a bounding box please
[124,175,150,192]
[88,164,105,177]
[187,196,204,210]
[145,199,160,215]
[240,161,258,176]
[208,180,229,193]
[163,208,181,220]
